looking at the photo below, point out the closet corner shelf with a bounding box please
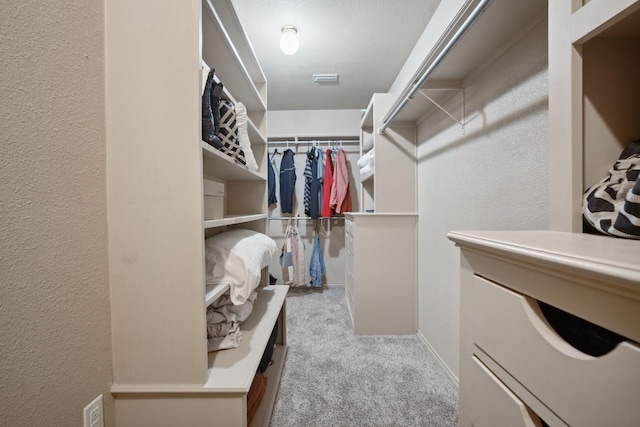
[248,118,267,146]
[203,213,267,229]
[205,285,288,391]
[360,99,374,131]
[201,141,266,181]
[205,283,231,307]
[360,168,374,183]
[207,0,267,92]
[571,0,640,43]
[201,0,267,113]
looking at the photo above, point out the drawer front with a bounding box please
[345,283,355,328]
[472,275,640,427]
[345,258,355,298]
[345,218,353,237]
[345,231,354,253]
[345,239,354,297]
[470,356,545,427]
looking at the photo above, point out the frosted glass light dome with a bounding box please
[280,26,299,55]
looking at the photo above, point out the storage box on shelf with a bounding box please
[204,179,225,220]
[107,0,287,425]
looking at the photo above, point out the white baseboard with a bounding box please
[416,330,459,387]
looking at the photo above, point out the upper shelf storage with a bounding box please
[384,0,547,127]
[360,99,374,132]
[202,0,267,115]
[201,141,265,180]
[571,0,640,43]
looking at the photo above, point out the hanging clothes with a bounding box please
[316,148,324,217]
[309,233,326,288]
[267,152,277,207]
[322,149,334,217]
[303,148,313,217]
[309,148,321,219]
[330,148,351,214]
[279,149,296,214]
[280,218,310,287]
[304,147,322,219]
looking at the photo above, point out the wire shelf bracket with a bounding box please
[417,87,466,132]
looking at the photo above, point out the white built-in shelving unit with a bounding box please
[358,93,417,214]
[106,0,287,425]
[348,94,418,334]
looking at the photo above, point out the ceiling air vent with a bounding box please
[313,74,339,83]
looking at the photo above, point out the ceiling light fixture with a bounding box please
[280,25,299,55]
[313,74,339,83]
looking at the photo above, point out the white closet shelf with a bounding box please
[208,0,267,95]
[205,285,288,391]
[247,117,267,147]
[111,285,288,395]
[201,141,265,181]
[360,98,374,131]
[205,282,230,307]
[360,168,374,182]
[202,0,266,113]
[203,213,267,229]
[571,0,640,43]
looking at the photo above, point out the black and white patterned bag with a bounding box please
[217,100,246,166]
[583,140,640,239]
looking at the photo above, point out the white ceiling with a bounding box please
[232,0,441,111]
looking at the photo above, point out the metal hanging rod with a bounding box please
[268,216,346,221]
[268,138,359,145]
[378,0,493,135]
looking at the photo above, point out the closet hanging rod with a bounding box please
[378,0,493,135]
[268,139,360,145]
[268,216,345,221]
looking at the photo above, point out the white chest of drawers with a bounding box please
[345,213,417,335]
[449,230,640,427]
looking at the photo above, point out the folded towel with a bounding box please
[359,164,373,179]
[363,134,374,151]
[357,149,375,168]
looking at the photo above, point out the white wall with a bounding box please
[0,0,114,424]
[266,109,362,285]
[415,20,549,380]
[268,109,363,138]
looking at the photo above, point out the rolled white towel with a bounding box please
[359,164,373,179]
[357,149,375,168]
[363,133,374,151]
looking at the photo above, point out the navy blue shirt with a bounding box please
[279,149,296,213]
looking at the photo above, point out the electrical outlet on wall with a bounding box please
[83,394,104,427]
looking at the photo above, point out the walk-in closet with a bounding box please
[4,0,640,426]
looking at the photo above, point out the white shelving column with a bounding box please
[107,0,288,425]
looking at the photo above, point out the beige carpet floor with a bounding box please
[268,285,459,427]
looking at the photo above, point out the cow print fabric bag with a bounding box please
[217,99,247,166]
[583,140,640,239]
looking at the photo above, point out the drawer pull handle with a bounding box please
[536,301,626,357]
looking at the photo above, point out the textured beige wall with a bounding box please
[416,19,549,381]
[0,1,114,426]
